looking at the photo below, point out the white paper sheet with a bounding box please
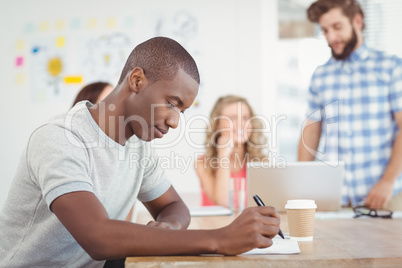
[242,236,301,255]
[189,206,233,217]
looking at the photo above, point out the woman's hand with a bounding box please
[216,134,234,159]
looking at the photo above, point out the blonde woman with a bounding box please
[195,95,268,209]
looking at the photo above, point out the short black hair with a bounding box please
[117,37,200,85]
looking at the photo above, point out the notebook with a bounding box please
[247,161,344,212]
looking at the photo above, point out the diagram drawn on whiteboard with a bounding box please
[80,32,135,85]
[30,37,68,102]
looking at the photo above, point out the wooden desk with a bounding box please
[126,211,402,267]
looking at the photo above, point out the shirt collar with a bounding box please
[329,42,369,64]
[348,42,369,62]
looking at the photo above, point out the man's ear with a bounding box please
[352,13,364,31]
[128,67,148,93]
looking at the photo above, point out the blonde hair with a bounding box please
[204,95,268,173]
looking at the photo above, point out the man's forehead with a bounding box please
[174,70,198,100]
[319,8,349,25]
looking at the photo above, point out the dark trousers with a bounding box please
[103,258,126,268]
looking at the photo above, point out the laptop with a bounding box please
[247,161,344,212]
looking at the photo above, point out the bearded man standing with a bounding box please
[298,0,402,210]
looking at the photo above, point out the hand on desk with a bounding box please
[213,206,280,256]
[365,180,393,209]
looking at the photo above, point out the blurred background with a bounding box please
[1,0,401,209]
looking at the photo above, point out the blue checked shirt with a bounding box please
[306,43,402,206]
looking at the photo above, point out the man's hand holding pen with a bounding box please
[211,206,281,256]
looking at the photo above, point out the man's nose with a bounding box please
[325,29,337,44]
[166,110,180,129]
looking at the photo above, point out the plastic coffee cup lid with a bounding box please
[285,199,317,209]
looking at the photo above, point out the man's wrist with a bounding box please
[380,174,398,185]
[204,229,220,254]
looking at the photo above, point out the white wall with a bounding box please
[0,0,278,209]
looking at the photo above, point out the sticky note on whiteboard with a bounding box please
[39,21,49,31]
[64,76,83,84]
[56,19,65,30]
[15,56,24,67]
[106,17,116,28]
[15,74,25,84]
[56,37,66,48]
[87,18,97,29]
[15,40,25,50]
[71,18,81,30]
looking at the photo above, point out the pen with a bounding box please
[253,194,285,239]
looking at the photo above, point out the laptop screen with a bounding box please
[247,161,344,212]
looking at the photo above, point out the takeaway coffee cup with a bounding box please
[285,199,317,241]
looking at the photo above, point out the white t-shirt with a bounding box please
[0,101,171,268]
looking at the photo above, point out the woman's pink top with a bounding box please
[200,156,247,208]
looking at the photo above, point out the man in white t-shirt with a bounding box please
[0,37,281,268]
